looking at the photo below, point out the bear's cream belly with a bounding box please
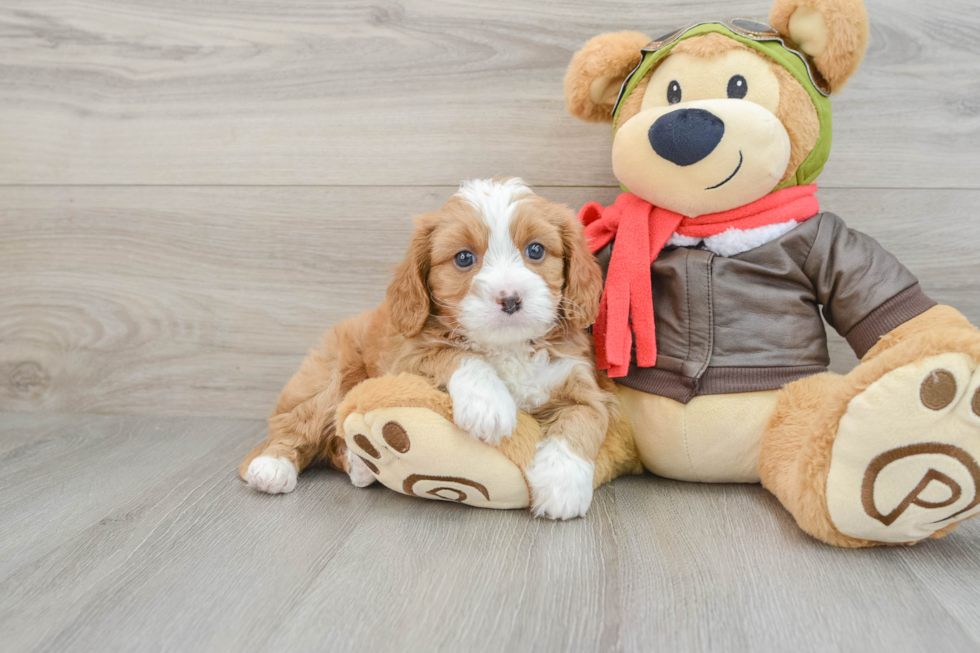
[617,386,781,483]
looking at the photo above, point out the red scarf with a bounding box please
[579,184,820,378]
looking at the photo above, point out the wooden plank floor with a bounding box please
[3,0,980,651]
[0,412,978,653]
[3,186,977,419]
[2,0,979,188]
[1,0,978,420]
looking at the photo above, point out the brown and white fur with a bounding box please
[240,178,613,519]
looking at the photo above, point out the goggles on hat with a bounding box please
[611,18,831,119]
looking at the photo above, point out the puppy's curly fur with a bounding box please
[240,179,625,517]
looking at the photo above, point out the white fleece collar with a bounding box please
[666,219,800,257]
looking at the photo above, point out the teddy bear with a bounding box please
[247,0,980,548]
[557,0,980,547]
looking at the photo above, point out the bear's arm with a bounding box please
[801,213,937,359]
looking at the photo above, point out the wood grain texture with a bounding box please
[2,186,977,418]
[0,412,263,582]
[3,3,979,651]
[0,413,978,653]
[1,0,978,187]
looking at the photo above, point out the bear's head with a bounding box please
[565,0,869,218]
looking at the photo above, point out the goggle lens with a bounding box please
[612,18,831,118]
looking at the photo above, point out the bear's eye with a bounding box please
[525,243,545,261]
[454,250,476,269]
[727,75,748,99]
[667,80,682,104]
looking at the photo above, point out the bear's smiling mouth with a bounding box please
[705,151,743,190]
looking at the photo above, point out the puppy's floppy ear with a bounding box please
[554,205,603,329]
[770,0,869,93]
[386,212,437,338]
[565,31,650,123]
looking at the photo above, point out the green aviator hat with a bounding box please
[610,18,833,191]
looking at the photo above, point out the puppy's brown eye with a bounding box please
[525,243,545,261]
[667,80,682,104]
[727,75,747,99]
[454,251,476,269]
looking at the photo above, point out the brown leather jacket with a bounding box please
[595,212,936,403]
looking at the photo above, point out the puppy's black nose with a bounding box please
[648,108,725,166]
[499,294,522,315]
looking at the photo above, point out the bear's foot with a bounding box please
[343,407,531,510]
[827,352,980,543]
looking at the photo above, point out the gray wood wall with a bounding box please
[2,0,978,419]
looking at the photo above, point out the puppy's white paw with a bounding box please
[453,391,519,446]
[448,358,518,445]
[245,456,298,494]
[526,439,594,520]
[347,449,377,488]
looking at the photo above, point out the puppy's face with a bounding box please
[387,179,602,346]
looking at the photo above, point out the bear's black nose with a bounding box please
[648,108,725,167]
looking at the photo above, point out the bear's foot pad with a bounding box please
[828,353,980,543]
[343,407,530,509]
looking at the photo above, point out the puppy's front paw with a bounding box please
[526,439,595,520]
[245,456,298,494]
[347,449,377,488]
[448,358,518,445]
[452,389,519,446]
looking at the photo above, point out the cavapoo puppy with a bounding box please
[240,178,620,519]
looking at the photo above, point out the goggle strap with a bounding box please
[611,18,831,120]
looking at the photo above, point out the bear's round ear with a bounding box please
[565,31,650,123]
[769,0,869,93]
